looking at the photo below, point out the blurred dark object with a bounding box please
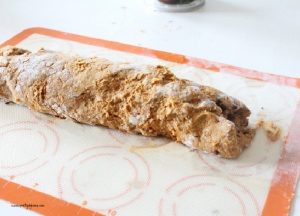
[159,0,195,4]
[149,0,204,12]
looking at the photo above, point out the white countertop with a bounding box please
[0,0,299,215]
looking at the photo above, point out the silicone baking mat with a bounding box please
[0,28,299,216]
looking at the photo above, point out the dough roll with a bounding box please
[0,46,255,158]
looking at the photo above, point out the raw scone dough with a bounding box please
[0,46,255,158]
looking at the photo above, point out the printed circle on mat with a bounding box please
[108,129,170,146]
[58,145,151,211]
[0,121,59,177]
[159,175,260,216]
[198,130,282,176]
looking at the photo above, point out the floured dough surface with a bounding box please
[0,46,255,158]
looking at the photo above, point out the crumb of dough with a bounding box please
[256,119,281,142]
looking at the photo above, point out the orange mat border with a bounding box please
[0,27,299,216]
